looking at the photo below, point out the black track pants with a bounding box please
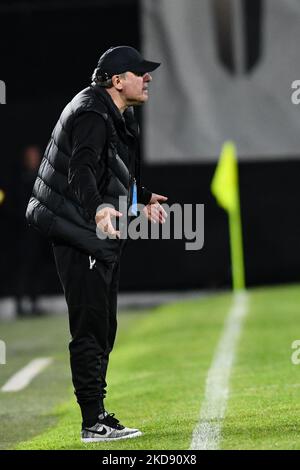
[52,242,120,427]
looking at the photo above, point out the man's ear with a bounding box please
[112,74,123,91]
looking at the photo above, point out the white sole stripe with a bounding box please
[81,431,143,443]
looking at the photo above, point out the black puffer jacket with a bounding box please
[26,84,150,262]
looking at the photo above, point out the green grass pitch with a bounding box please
[0,285,300,450]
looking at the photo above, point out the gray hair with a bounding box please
[91,68,126,88]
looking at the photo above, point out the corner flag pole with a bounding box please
[228,188,245,291]
[211,141,245,291]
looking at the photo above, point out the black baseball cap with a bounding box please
[96,46,161,79]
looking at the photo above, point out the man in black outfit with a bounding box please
[26,46,167,442]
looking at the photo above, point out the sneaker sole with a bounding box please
[81,430,142,443]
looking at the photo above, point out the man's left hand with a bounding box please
[143,193,168,224]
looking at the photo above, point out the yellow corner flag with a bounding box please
[211,141,238,212]
[211,141,245,291]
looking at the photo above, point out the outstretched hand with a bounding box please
[143,193,168,224]
[95,207,123,238]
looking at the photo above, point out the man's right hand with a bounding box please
[95,207,123,239]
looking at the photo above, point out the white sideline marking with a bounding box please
[190,291,249,450]
[1,358,53,392]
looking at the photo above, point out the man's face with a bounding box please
[24,146,41,171]
[119,71,152,106]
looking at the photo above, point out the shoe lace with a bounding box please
[104,412,120,428]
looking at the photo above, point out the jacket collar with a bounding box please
[90,84,138,141]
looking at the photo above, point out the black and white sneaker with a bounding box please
[81,411,142,443]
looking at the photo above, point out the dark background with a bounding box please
[0,0,299,296]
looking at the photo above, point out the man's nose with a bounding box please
[143,73,152,82]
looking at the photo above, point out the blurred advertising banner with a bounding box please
[142,0,300,162]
